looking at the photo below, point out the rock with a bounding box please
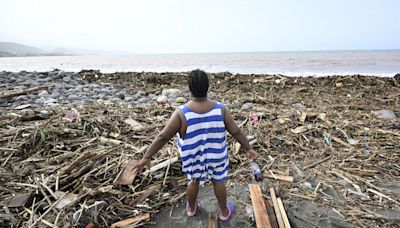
[162,89,182,99]
[68,95,80,100]
[117,93,125,100]
[44,98,57,104]
[335,82,344,88]
[156,95,168,105]
[50,91,61,98]
[372,110,396,119]
[394,73,400,82]
[241,102,253,111]
[136,90,147,97]
[137,97,148,103]
[292,102,306,109]
[175,97,187,103]
[38,90,49,97]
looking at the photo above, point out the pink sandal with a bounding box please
[186,201,198,217]
[219,201,235,221]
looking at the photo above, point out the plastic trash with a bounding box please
[372,110,396,120]
[250,162,263,182]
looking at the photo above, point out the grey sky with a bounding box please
[0,0,399,54]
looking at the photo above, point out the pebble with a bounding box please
[175,97,187,103]
[38,90,49,97]
[241,102,253,111]
[372,110,396,119]
[162,88,182,99]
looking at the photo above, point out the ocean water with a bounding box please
[0,50,399,76]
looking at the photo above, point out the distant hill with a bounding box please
[0,42,66,57]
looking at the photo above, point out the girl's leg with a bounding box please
[187,181,200,211]
[211,180,228,216]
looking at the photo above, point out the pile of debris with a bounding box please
[1,71,399,227]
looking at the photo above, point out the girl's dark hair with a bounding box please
[188,69,209,98]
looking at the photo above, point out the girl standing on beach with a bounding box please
[132,69,257,220]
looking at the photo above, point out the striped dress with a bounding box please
[177,102,229,184]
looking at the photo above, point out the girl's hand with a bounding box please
[131,158,151,174]
[246,149,257,160]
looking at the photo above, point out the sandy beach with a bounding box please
[1,70,399,227]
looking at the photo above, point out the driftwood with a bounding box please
[270,188,285,228]
[249,184,271,228]
[110,213,150,228]
[264,173,294,183]
[0,85,53,99]
[208,213,218,228]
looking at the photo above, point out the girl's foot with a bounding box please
[219,201,235,221]
[186,201,198,217]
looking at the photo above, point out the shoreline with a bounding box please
[1,70,399,227]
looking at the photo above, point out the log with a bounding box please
[264,173,294,183]
[270,188,285,228]
[0,85,53,99]
[277,198,291,228]
[249,184,271,228]
[110,213,150,228]
[208,213,218,228]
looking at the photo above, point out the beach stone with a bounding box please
[292,102,306,109]
[162,88,182,99]
[241,102,253,111]
[175,97,187,103]
[50,92,60,98]
[68,94,80,100]
[137,97,148,103]
[38,90,49,97]
[117,93,125,100]
[136,90,147,97]
[44,98,57,104]
[395,74,400,82]
[156,95,168,104]
[372,110,396,119]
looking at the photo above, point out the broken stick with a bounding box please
[249,184,272,228]
[110,213,150,228]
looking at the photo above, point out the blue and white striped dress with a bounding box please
[177,102,229,184]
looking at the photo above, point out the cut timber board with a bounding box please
[208,213,218,228]
[7,192,33,208]
[249,184,272,228]
[270,188,285,228]
[264,173,294,183]
[277,198,291,228]
[115,159,138,185]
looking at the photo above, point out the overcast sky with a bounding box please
[0,0,399,54]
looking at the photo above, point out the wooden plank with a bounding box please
[265,199,279,228]
[208,213,218,228]
[270,188,285,228]
[277,198,291,228]
[115,159,139,185]
[7,192,33,208]
[249,184,272,228]
[111,213,150,228]
[264,173,294,183]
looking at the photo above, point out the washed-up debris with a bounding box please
[372,109,396,119]
[0,71,399,227]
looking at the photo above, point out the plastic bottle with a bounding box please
[250,162,263,182]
